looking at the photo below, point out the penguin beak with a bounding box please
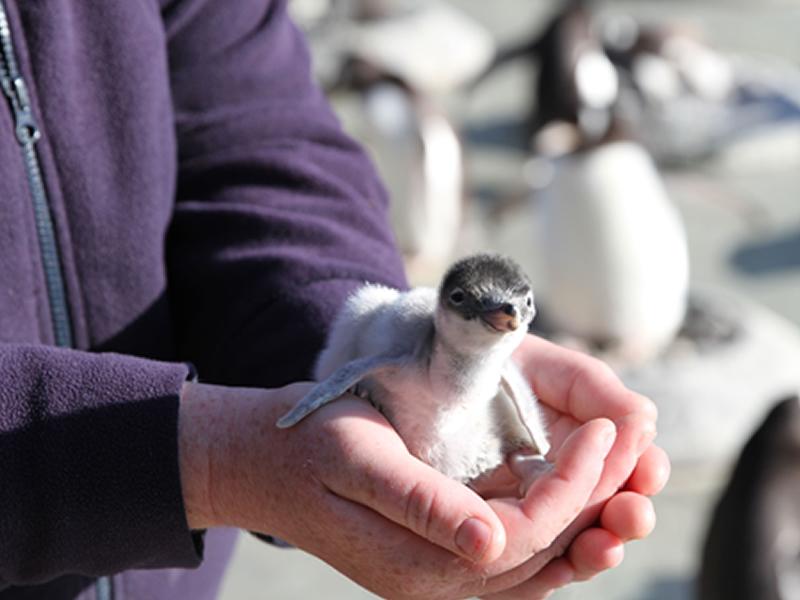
[480,304,520,333]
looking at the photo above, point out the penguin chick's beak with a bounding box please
[480,304,520,333]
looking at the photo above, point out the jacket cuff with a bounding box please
[0,345,201,584]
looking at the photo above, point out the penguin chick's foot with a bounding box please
[508,451,554,495]
[467,451,553,499]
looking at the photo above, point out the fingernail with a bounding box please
[455,517,492,562]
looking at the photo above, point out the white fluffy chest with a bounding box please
[366,365,507,483]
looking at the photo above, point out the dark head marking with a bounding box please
[439,253,535,328]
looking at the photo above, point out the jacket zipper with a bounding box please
[0,3,111,599]
[0,0,73,349]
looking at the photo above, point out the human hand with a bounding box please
[178,380,630,599]
[477,334,670,598]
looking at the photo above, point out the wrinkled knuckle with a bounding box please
[403,481,438,539]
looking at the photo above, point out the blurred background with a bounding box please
[220,1,800,598]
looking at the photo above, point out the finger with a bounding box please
[301,490,475,599]
[480,558,575,600]
[473,419,617,595]
[600,492,657,541]
[540,412,581,457]
[513,335,657,423]
[567,528,625,581]
[488,419,616,561]
[310,494,582,600]
[523,418,617,513]
[520,419,615,537]
[478,419,654,596]
[588,412,656,507]
[626,444,671,496]
[314,399,507,564]
[510,413,654,570]
[546,405,655,469]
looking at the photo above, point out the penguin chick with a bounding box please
[277,253,550,485]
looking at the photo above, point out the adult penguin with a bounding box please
[479,0,690,362]
[700,395,800,600]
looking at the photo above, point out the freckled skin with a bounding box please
[179,338,666,598]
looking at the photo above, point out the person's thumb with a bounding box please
[320,415,507,564]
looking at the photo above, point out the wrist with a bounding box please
[178,382,219,530]
[178,381,297,533]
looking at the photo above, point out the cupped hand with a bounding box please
[477,335,671,598]
[178,375,634,599]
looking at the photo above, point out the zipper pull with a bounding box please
[0,2,39,145]
[9,75,39,144]
[1,74,39,145]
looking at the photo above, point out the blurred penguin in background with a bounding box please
[601,14,737,165]
[483,0,689,364]
[700,395,800,600]
[481,0,618,148]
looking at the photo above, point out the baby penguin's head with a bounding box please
[436,253,535,352]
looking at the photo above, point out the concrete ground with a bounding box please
[219,2,800,598]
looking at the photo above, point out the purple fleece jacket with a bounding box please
[0,0,406,597]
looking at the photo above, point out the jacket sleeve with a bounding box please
[0,344,200,588]
[162,0,408,387]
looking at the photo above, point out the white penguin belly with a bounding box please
[367,367,506,483]
[539,141,689,358]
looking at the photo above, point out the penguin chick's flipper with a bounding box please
[499,362,551,456]
[276,355,406,428]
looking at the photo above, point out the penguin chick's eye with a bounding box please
[449,288,466,305]
[526,295,533,308]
